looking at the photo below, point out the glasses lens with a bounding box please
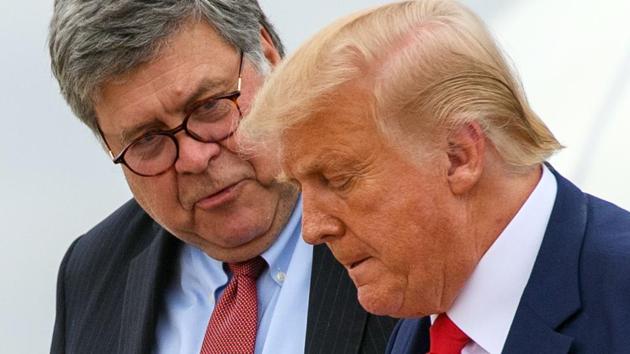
[188,98,240,141]
[125,134,177,176]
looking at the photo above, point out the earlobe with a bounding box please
[260,27,281,67]
[446,122,485,195]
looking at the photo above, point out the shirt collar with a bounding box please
[260,195,303,286]
[447,165,557,353]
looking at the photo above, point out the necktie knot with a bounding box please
[228,256,266,278]
[429,314,470,354]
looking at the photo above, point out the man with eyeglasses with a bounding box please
[48,1,396,353]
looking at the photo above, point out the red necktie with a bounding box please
[200,257,266,354]
[428,314,471,354]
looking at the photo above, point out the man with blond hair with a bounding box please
[238,0,630,353]
[47,0,397,353]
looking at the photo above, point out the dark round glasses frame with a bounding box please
[97,51,244,177]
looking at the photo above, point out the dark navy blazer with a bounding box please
[50,199,397,354]
[387,168,630,354]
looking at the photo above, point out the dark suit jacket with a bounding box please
[50,199,396,354]
[387,168,630,354]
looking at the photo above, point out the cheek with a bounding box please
[238,70,265,115]
[348,189,439,254]
[250,154,282,186]
[356,191,461,315]
[380,201,467,316]
[124,171,181,218]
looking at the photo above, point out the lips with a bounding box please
[194,180,245,210]
[349,257,369,269]
[330,246,371,271]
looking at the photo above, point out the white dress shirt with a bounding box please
[446,165,558,354]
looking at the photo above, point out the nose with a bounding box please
[301,186,345,245]
[173,134,222,174]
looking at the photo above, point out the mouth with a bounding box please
[194,180,245,210]
[348,257,370,270]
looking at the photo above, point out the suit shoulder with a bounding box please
[560,195,630,352]
[582,194,630,257]
[61,199,162,283]
[578,194,630,305]
[54,199,178,353]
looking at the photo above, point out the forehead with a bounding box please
[95,20,238,134]
[281,90,383,176]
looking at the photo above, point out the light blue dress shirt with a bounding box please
[154,197,311,354]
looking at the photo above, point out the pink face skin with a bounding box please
[95,20,298,263]
[280,88,484,318]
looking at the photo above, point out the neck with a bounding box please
[468,159,543,262]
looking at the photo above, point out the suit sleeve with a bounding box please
[50,237,80,354]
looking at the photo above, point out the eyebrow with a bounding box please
[117,77,231,145]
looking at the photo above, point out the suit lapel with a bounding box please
[386,318,430,354]
[305,244,368,354]
[503,168,587,354]
[117,227,180,354]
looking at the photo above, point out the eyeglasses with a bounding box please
[99,51,244,177]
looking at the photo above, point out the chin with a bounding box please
[356,284,404,317]
[202,219,273,248]
[391,290,457,318]
[195,230,274,263]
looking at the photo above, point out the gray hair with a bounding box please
[49,0,284,140]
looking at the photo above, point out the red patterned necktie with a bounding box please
[428,314,471,354]
[200,257,266,354]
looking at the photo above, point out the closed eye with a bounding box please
[325,174,355,191]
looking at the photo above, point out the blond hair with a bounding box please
[239,0,562,168]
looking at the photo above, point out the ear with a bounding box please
[446,121,485,195]
[260,27,282,68]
